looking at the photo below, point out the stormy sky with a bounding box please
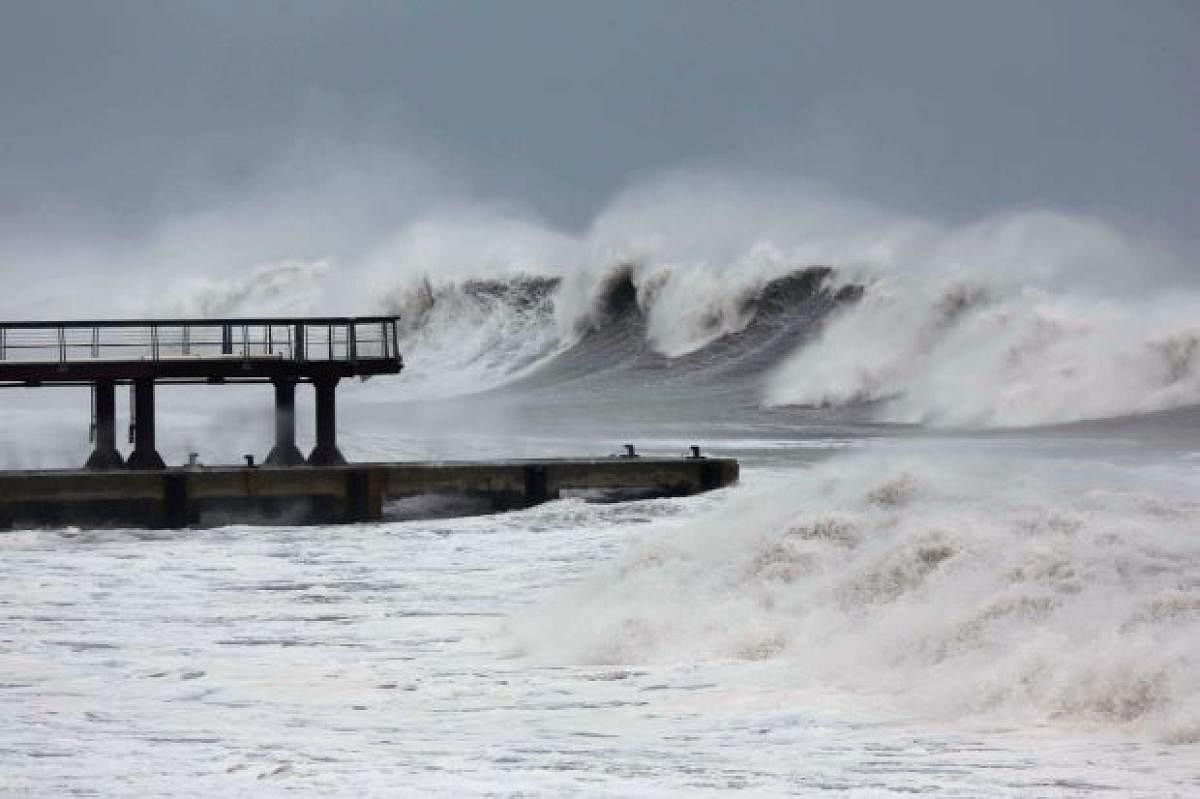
[1,1,1197,248]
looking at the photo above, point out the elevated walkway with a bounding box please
[0,317,403,468]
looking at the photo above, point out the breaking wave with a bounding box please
[376,275,563,397]
[359,203,1199,425]
[506,263,859,395]
[764,271,1200,427]
[353,259,858,400]
[514,452,1200,742]
[137,176,1200,426]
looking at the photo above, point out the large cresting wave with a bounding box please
[764,268,1200,427]
[369,202,1200,426]
[122,175,1200,427]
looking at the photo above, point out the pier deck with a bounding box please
[0,316,402,385]
[0,456,739,529]
[0,317,403,468]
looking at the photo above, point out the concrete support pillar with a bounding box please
[126,378,165,469]
[264,379,305,466]
[307,377,345,465]
[85,379,124,469]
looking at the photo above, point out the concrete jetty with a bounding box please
[0,457,739,529]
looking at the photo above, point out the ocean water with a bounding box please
[3,419,1198,796]
[3,236,1200,795]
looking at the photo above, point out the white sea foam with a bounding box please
[375,274,562,398]
[171,179,1198,427]
[7,456,1194,794]
[516,451,1200,743]
[766,274,1200,426]
[762,210,1200,426]
[10,169,1197,425]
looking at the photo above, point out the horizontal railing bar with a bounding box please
[0,316,399,329]
[0,318,399,371]
[0,337,390,346]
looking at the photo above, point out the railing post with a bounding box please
[294,323,306,361]
[221,324,233,355]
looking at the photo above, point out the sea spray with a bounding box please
[765,274,1200,426]
[376,275,562,397]
[55,174,1198,427]
[513,451,1200,742]
[762,209,1200,426]
[350,194,1200,425]
[161,260,333,317]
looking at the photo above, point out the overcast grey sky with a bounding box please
[1,1,1197,241]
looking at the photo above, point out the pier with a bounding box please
[0,317,739,528]
[0,316,403,467]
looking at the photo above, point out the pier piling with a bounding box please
[308,376,345,465]
[126,378,165,469]
[264,379,305,466]
[85,379,124,469]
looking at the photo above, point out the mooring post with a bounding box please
[264,378,305,466]
[126,378,165,469]
[307,376,346,465]
[85,379,124,469]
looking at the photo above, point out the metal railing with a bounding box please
[0,317,401,364]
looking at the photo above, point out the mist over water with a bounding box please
[4,163,1200,794]
[14,164,1191,427]
[3,2,1200,791]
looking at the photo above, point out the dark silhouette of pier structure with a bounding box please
[0,317,403,468]
[0,316,739,529]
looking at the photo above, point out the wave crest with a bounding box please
[766,276,1200,426]
[376,274,562,397]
